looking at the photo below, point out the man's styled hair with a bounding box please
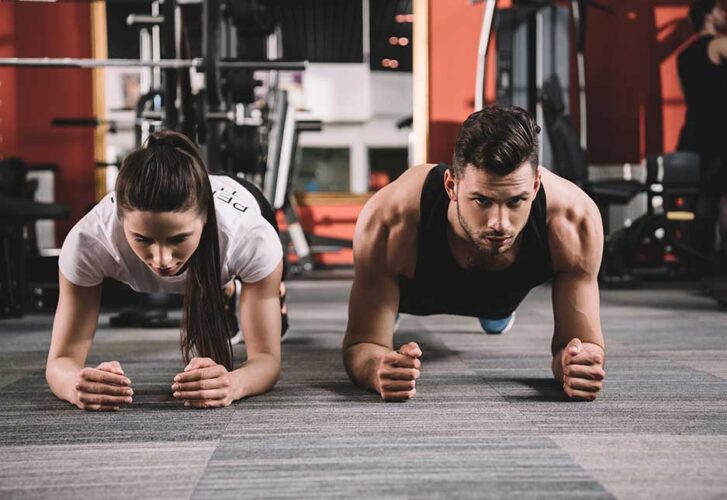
[690,0,716,32]
[452,106,540,178]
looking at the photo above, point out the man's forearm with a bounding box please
[343,342,390,393]
[46,357,83,404]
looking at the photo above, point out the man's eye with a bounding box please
[474,198,491,206]
[507,199,524,207]
[170,237,188,244]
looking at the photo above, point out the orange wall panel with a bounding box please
[655,6,692,153]
[277,202,363,267]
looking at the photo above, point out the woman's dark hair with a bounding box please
[690,0,716,32]
[115,130,232,370]
[452,105,540,178]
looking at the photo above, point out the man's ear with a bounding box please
[533,166,542,195]
[444,168,458,202]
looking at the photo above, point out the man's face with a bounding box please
[711,3,727,31]
[123,209,205,276]
[446,163,540,256]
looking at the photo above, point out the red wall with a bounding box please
[0,3,95,244]
[427,0,694,166]
[427,0,512,164]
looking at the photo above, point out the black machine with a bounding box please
[0,159,70,318]
[540,74,707,285]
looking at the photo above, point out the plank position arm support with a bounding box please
[547,199,606,384]
[343,342,392,394]
[232,260,285,400]
[342,214,400,395]
[46,272,103,405]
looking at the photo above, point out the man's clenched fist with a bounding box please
[560,338,605,401]
[376,342,422,401]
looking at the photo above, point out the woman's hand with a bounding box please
[172,357,235,409]
[74,361,133,411]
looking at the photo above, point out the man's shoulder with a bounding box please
[541,168,603,274]
[355,164,437,276]
[708,35,727,62]
[362,163,437,228]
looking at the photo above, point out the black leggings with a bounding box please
[227,175,287,281]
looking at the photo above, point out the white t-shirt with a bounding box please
[59,175,283,293]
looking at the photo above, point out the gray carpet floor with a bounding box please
[1,280,726,499]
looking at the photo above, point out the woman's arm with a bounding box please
[233,259,283,398]
[46,272,133,410]
[172,260,283,408]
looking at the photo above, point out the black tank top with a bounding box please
[677,35,727,162]
[398,164,554,319]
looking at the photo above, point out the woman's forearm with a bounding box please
[46,356,83,404]
[230,353,280,400]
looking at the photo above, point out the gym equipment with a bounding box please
[263,89,352,275]
[541,74,644,233]
[0,57,305,71]
[3,0,364,284]
[472,0,612,163]
[604,152,706,281]
[0,3,305,171]
[0,159,70,318]
[540,74,707,284]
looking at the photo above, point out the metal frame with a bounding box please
[571,0,588,150]
[473,0,497,112]
[472,0,588,146]
[0,57,306,70]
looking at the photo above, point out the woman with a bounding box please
[46,130,286,411]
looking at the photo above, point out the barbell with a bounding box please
[0,57,306,71]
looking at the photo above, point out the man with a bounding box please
[677,0,727,259]
[343,106,606,402]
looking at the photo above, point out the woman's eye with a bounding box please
[170,237,188,244]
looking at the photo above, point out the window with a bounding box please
[368,147,408,190]
[292,147,351,193]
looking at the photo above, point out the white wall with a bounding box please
[300,64,413,193]
[303,63,373,122]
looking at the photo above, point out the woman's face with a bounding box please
[122,209,205,276]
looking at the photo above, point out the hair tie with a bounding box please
[146,135,161,148]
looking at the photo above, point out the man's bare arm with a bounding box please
[343,196,421,401]
[709,36,727,64]
[549,193,606,400]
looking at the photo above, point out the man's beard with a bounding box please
[456,203,510,256]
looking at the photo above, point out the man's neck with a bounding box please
[701,24,718,36]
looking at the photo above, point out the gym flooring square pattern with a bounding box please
[1,281,726,499]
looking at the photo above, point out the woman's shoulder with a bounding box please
[62,193,122,262]
[59,194,121,286]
